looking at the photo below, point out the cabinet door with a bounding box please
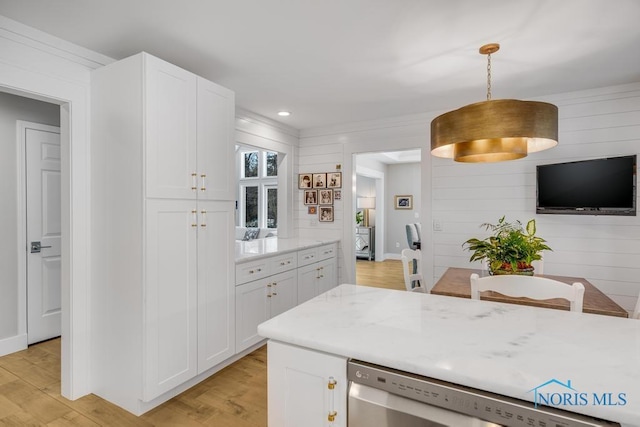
[197,201,235,373]
[235,278,269,352]
[297,263,320,304]
[145,54,198,199]
[196,78,235,201]
[268,271,297,318]
[268,341,347,427]
[317,258,338,295]
[144,199,198,401]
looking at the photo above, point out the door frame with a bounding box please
[17,120,62,347]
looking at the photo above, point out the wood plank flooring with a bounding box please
[0,259,403,426]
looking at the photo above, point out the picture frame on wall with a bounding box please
[318,189,333,205]
[298,173,313,189]
[394,195,413,210]
[319,206,334,222]
[327,172,342,188]
[334,190,342,200]
[313,173,326,188]
[304,189,317,205]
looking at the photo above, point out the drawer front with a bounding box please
[317,243,337,261]
[236,260,269,285]
[297,248,319,267]
[269,253,298,274]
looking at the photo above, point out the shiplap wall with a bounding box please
[298,82,640,313]
[434,83,640,313]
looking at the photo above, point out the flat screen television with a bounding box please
[536,155,637,216]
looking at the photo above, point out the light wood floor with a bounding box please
[0,259,403,426]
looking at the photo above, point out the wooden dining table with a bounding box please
[431,267,629,318]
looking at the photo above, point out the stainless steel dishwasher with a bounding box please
[347,360,620,427]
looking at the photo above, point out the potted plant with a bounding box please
[463,216,551,275]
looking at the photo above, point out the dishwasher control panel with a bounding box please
[348,360,620,427]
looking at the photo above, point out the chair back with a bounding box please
[405,223,421,249]
[632,294,640,319]
[470,273,585,312]
[401,249,426,293]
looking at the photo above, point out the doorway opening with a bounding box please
[353,149,421,291]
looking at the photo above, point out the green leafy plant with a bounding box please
[355,210,364,225]
[462,216,551,274]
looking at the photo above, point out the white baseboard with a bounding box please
[0,334,28,357]
[384,253,402,260]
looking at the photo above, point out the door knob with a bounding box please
[30,241,52,253]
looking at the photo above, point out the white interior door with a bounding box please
[26,126,61,345]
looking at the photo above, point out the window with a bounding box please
[238,148,278,229]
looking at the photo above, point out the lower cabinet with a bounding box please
[235,242,338,352]
[298,258,338,304]
[236,270,297,352]
[268,340,347,427]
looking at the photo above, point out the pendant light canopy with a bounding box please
[430,44,558,163]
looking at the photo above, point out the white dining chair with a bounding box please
[632,293,640,319]
[470,273,585,312]
[401,249,426,293]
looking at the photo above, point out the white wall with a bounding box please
[386,162,421,255]
[432,83,640,312]
[0,92,60,341]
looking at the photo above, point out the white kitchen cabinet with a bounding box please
[268,341,347,427]
[91,52,235,414]
[236,270,297,352]
[297,244,338,304]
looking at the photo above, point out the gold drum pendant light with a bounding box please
[430,43,558,163]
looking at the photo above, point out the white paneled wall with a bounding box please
[432,83,640,313]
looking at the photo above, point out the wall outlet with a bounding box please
[414,212,419,219]
[395,242,400,248]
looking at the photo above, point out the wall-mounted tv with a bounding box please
[536,155,637,216]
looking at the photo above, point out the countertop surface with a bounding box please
[258,284,640,426]
[235,237,340,262]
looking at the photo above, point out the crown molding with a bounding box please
[235,106,300,138]
[0,14,114,70]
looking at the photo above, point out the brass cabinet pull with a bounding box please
[327,411,337,422]
[200,174,206,191]
[200,210,207,227]
[191,173,197,190]
[328,377,337,389]
[191,209,197,227]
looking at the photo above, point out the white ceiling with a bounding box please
[358,150,421,165]
[2,0,639,130]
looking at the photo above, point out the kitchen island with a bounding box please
[258,284,640,426]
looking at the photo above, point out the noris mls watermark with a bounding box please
[528,379,627,408]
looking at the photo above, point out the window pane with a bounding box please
[245,186,258,227]
[266,152,278,177]
[244,152,259,178]
[267,188,277,228]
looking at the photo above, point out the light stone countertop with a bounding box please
[235,237,340,263]
[258,284,640,426]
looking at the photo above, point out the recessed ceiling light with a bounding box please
[277,111,291,117]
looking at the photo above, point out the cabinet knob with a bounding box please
[327,411,337,422]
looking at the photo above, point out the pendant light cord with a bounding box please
[486,53,492,101]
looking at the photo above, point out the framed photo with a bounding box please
[334,190,342,200]
[394,195,413,210]
[318,189,333,205]
[327,172,342,188]
[298,173,313,189]
[304,189,317,205]
[319,206,334,222]
[308,206,317,215]
[312,173,326,188]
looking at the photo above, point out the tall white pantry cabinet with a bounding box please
[91,52,235,415]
